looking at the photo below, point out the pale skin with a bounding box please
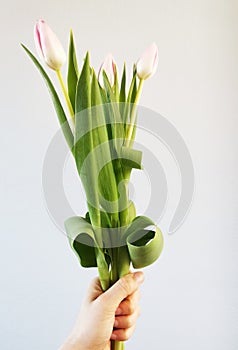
[59,271,144,350]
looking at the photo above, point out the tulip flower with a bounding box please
[125,43,158,147]
[98,53,116,87]
[34,19,66,71]
[34,20,74,120]
[136,42,158,80]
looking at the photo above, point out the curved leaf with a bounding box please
[64,216,97,267]
[123,216,164,268]
[120,146,142,169]
[64,216,111,290]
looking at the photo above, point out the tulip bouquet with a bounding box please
[22,20,164,350]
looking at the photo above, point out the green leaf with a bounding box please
[64,216,97,267]
[103,71,117,104]
[91,70,119,216]
[128,200,136,221]
[85,212,91,223]
[120,146,142,169]
[102,71,124,145]
[100,210,112,228]
[64,216,111,290]
[125,68,138,147]
[119,63,126,119]
[114,65,120,102]
[21,44,74,152]
[67,30,79,111]
[131,72,138,104]
[119,63,126,103]
[91,69,104,107]
[122,72,137,126]
[123,216,164,268]
[85,209,112,228]
[95,246,110,290]
[74,51,92,173]
[74,52,102,229]
[75,51,91,114]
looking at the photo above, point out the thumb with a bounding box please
[102,272,144,308]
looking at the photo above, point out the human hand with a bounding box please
[59,271,144,350]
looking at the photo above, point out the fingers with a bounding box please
[102,272,144,309]
[116,289,140,315]
[111,325,136,341]
[114,307,140,329]
[111,290,141,342]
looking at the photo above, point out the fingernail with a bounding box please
[114,319,119,328]
[111,333,117,340]
[133,272,144,283]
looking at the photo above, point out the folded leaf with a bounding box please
[120,146,142,170]
[65,216,111,290]
[64,216,97,267]
[123,216,164,268]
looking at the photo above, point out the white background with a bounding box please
[0,0,237,349]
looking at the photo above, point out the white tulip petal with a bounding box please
[34,19,66,71]
[136,43,158,80]
[98,53,116,87]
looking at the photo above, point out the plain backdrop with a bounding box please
[0,0,237,349]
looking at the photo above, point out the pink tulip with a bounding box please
[34,19,66,71]
[136,43,158,80]
[98,53,116,87]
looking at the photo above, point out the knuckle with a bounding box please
[122,330,130,341]
[124,327,134,341]
[118,278,131,295]
[127,300,135,314]
[126,315,134,328]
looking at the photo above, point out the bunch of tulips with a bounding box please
[22,19,164,350]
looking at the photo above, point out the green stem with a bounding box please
[111,340,124,350]
[111,247,119,285]
[56,70,75,123]
[125,78,144,147]
[111,249,125,350]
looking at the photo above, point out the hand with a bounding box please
[59,271,144,350]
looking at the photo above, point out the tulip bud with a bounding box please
[34,19,66,71]
[136,43,158,80]
[98,53,116,87]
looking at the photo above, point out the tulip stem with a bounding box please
[125,78,144,147]
[56,70,75,123]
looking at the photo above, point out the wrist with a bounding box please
[58,336,82,350]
